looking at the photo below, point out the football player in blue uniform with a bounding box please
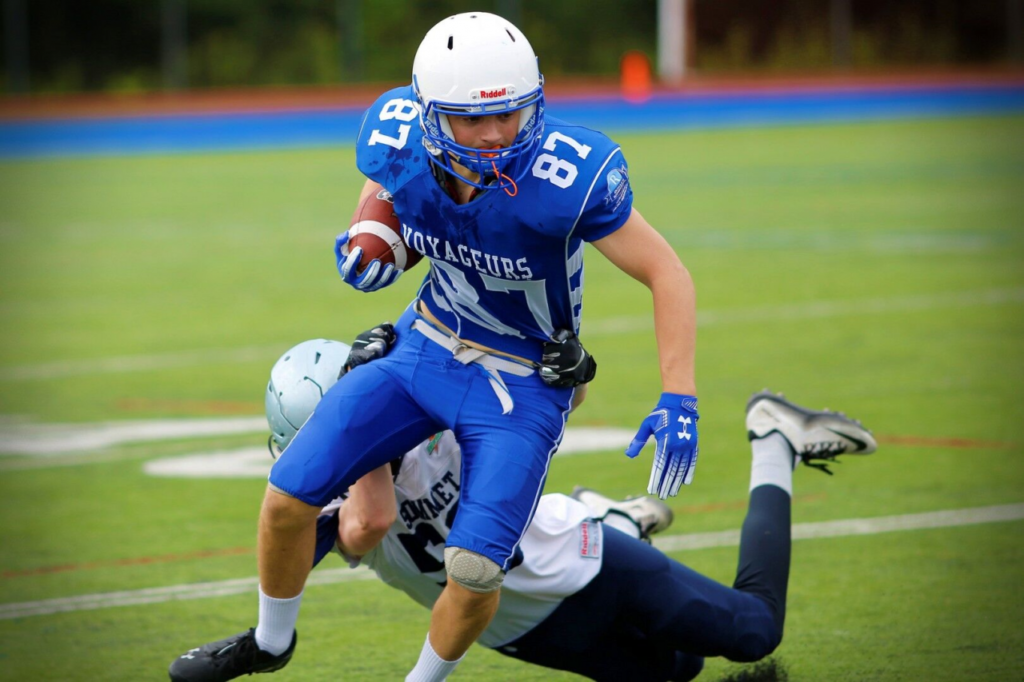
[168,12,699,682]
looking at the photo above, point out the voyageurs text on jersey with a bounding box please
[356,86,634,363]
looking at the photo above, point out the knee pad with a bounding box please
[443,547,504,593]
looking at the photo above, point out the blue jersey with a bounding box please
[356,85,634,362]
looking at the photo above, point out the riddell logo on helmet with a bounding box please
[470,86,515,101]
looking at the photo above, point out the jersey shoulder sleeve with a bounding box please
[356,85,430,193]
[573,144,632,242]
[533,119,633,242]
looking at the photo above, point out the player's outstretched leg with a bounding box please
[570,486,674,541]
[735,390,877,637]
[168,628,296,682]
[746,389,877,473]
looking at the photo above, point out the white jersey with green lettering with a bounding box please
[339,431,603,648]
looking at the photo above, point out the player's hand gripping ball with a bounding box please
[335,185,423,292]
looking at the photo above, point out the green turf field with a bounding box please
[0,114,1022,681]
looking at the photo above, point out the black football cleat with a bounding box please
[169,628,295,682]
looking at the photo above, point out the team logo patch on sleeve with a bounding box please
[604,166,630,211]
[579,520,601,559]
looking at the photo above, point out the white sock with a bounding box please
[405,634,465,682]
[254,587,302,656]
[749,432,794,497]
[601,510,642,539]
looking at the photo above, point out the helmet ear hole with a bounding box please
[447,35,453,50]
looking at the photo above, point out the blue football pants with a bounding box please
[270,309,574,571]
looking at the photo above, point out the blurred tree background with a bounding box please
[1,0,1020,95]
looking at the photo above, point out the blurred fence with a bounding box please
[2,0,1023,96]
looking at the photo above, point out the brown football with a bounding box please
[346,184,423,274]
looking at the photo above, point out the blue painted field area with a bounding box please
[1,82,1022,158]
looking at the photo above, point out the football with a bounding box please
[346,185,423,274]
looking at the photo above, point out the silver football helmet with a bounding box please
[265,338,351,457]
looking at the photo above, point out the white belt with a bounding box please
[412,318,534,415]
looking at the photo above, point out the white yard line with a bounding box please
[0,566,373,620]
[2,502,1021,621]
[585,287,1024,336]
[2,289,1021,382]
[0,423,633,460]
[0,417,269,455]
[654,502,1024,552]
[664,229,1002,254]
[139,427,637,478]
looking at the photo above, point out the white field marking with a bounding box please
[4,288,1021,383]
[144,447,273,478]
[0,566,372,621]
[0,417,268,456]
[0,449,164,473]
[585,287,1024,336]
[141,427,637,478]
[2,503,1021,621]
[655,502,1024,552]
[665,229,1002,254]
[557,427,635,456]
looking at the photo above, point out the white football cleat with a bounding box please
[570,486,675,540]
[746,390,877,474]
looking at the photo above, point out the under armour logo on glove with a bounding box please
[677,416,693,440]
[625,393,699,499]
[335,232,403,293]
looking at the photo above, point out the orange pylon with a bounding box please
[620,51,652,104]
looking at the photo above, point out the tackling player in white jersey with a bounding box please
[315,430,674,652]
[171,332,877,681]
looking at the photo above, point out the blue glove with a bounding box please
[335,232,403,293]
[625,393,699,499]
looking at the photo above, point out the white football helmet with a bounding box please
[265,338,351,457]
[412,11,545,191]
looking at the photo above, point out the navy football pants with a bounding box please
[498,485,791,681]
